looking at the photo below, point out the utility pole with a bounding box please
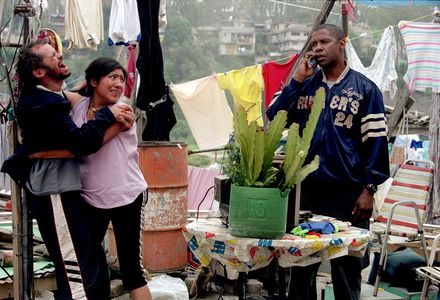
[9,2,35,300]
[341,2,348,38]
[286,0,336,82]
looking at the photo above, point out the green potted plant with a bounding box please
[223,87,326,239]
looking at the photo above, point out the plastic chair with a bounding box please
[370,159,435,296]
[416,225,440,300]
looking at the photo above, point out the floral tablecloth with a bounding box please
[183,217,371,273]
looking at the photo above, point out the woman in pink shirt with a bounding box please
[70,57,152,300]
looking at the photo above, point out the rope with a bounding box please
[267,11,436,62]
[268,0,340,16]
[349,12,434,41]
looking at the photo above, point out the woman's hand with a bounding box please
[109,104,135,130]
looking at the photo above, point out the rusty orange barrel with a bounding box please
[108,141,188,272]
[138,141,188,272]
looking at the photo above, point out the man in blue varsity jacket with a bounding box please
[267,24,390,300]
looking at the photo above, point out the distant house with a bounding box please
[195,20,309,57]
[218,19,255,56]
[269,22,312,55]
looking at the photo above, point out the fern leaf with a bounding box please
[262,110,287,177]
[252,130,265,183]
[293,155,320,184]
[283,123,299,175]
[299,87,325,166]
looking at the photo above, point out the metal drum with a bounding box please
[108,141,188,272]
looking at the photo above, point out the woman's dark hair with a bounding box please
[15,39,49,92]
[83,57,127,97]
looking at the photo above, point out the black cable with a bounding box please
[210,260,227,300]
[196,185,215,220]
[1,16,11,33]
[0,20,23,85]
[0,265,13,281]
[9,24,23,69]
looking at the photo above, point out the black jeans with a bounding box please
[88,192,148,291]
[287,178,369,300]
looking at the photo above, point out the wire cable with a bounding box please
[349,12,435,41]
[0,265,13,281]
[210,260,227,300]
[265,11,436,61]
[196,185,215,220]
[268,0,341,16]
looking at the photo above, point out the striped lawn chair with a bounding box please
[371,159,434,296]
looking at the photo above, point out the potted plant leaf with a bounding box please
[223,87,326,239]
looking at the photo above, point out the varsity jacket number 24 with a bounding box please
[267,68,390,187]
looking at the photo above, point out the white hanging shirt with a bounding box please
[170,76,233,150]
[65,0,104,50]
[108,0,140,46]
[345,26,398,98]
[108,0,167,46]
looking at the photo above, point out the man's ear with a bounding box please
[32,68,46,79]
[339,38,346,51]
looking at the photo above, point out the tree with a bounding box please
[163,16,216,83]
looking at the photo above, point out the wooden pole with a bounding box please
[387,89,414,137]
[10,128,26,300]
[341,2,348,38]
[11,3,35,300]
[286,0,336,82]
[0,6,25,300]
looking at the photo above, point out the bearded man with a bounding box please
[3,39,132,299]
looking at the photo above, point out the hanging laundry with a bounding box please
[187,166,220,210]
[65,0,104,50]
[30,0,47,12]
[135,0,167,112]
[37,28,63,54]
[141,87,176,141]
[108,0,140,46]
[170,76,233,150]
[262,54,298,109]
[410,139,423,150]
[345,26,398,98]
[399,21,440,93]
[108,0,167,46]
[124,45,137,100]
[216,65,264,126]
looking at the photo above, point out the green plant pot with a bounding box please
[228,185,289,239]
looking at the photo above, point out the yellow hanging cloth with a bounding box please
[216,65,264,126]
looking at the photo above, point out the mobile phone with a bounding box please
[308,58,317,68]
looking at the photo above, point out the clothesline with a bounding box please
[349,12,435,41]
[270,11,436,64]
[268,0,341,16]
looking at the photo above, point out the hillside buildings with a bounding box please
[195,19,312,58]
